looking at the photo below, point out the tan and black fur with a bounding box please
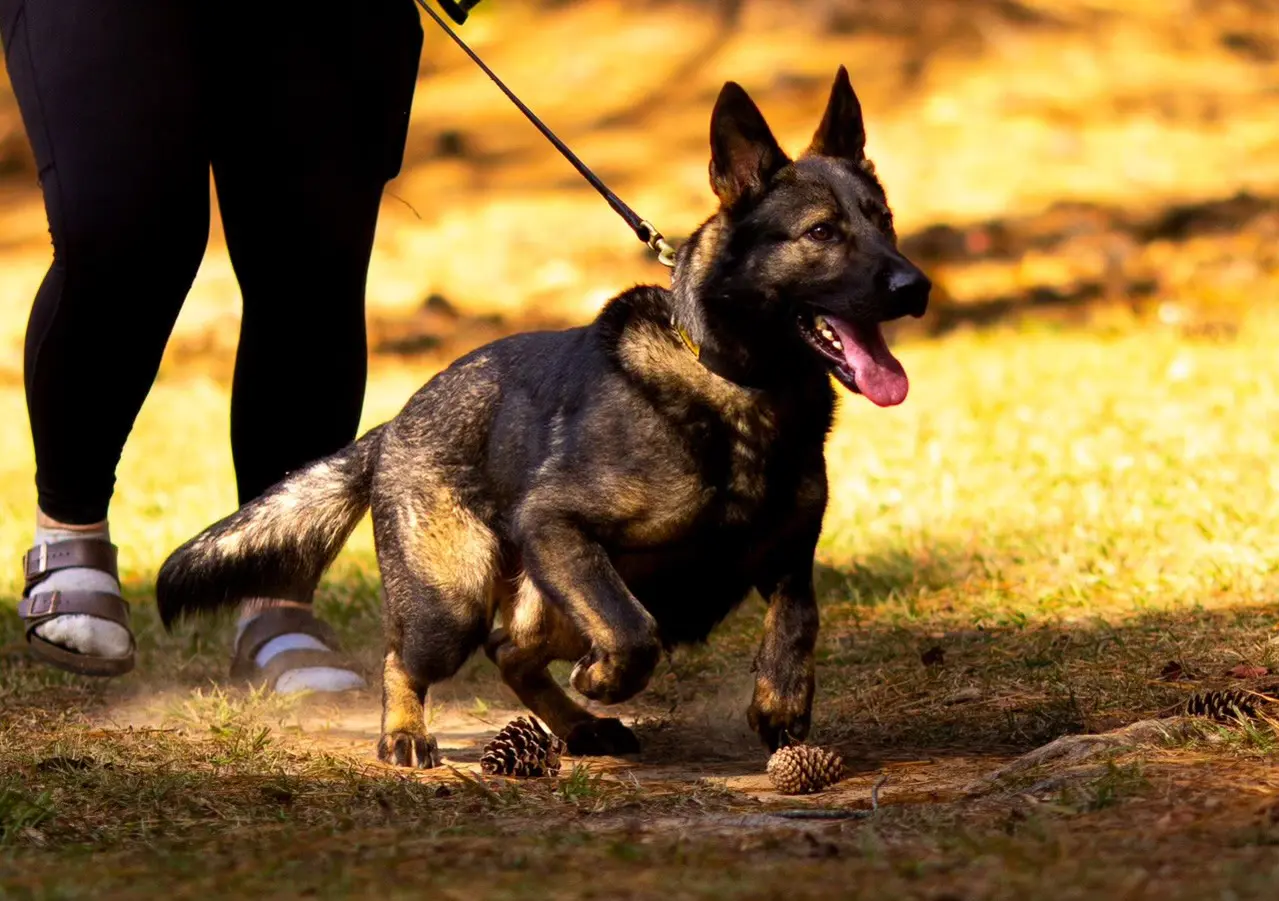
[156,68,931,766]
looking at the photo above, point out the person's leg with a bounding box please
[208,3,423,692]
[1,0,208,672]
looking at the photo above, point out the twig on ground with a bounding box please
[769,773,890,821]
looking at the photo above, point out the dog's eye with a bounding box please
[805,223,838,243]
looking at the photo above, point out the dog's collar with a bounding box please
[669,314,765,392]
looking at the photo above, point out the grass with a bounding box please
[0,307,1274,899]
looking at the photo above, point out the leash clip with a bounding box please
[640,220,677,269]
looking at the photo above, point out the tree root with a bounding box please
[968,717,1199,794]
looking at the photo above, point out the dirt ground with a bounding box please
[2,1,1279,898]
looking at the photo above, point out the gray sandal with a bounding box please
[230,606,364,691]
[19,538,136,677]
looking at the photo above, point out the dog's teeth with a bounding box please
[812,314,844,351]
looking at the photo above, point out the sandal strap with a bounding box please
[27,632,136,677]
[23,538,119,592]
[18,590,132,630]
[255,648,357,689]
[231,606,342,679]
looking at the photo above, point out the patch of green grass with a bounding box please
[0,782,54,845]
[1060,760,1150,813]
[162,685,305,738]
[555,762,608,804]
[1169,716,1279,757]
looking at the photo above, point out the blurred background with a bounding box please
[3,0,1277,377]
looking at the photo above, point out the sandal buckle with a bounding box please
[22,591,60,619]
[24,543,50,582]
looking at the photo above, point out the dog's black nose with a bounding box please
[887,265,931,319]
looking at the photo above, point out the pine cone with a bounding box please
[1183,689,1259,722]
[480,717,565,778]
[766,744,845,795]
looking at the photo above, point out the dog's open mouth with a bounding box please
[797,312,909,406]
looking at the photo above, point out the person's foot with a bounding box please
[19,513,136,676]
[232,601,367,694]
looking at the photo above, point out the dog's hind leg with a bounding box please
[373,486,499,768]
[378,647,439,768]
[485,576,640,757]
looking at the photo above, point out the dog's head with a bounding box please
[673,67,930,406]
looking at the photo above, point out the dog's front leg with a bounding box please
[748,565,820,751]
[748,482,825,752]
[521,515,660,705]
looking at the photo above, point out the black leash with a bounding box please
[412,0,677,268]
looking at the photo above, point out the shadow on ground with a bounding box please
[2,538,1277,900]
[3,537,1273,777]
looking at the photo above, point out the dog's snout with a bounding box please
[887,264,931,319]
[887,267,920,293]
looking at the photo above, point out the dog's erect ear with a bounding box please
[806,66,866,163]
[709,82,789,208]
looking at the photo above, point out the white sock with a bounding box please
[30,518,132,659]
[236,611,367,694]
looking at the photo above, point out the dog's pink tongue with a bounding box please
[827,318,909,406]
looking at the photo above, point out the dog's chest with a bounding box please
[670,402,812,537]
[622,405,810,552]
[610,404,826,644]
[717,408,783,517]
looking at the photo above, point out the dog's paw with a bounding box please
[564,718,641,757]
[747,704,812,753]
[747,667,815,752]
[377,731,442,768]
[570,641,660,704]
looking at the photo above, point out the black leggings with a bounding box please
[0,0,423,524]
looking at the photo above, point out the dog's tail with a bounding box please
[156,425,386,628]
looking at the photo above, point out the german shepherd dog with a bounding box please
[156,67,930,767]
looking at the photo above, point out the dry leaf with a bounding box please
[1226,664,1271,680]
[1157,660,1198,682]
